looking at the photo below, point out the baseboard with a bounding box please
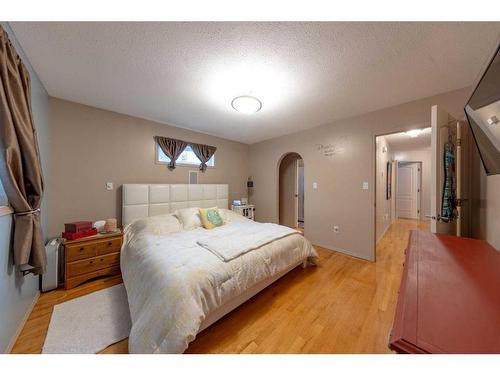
[312,242,375,262]
[376,223,391,245]
[5,290,40,354]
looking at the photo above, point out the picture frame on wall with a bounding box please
[386,161,392,200]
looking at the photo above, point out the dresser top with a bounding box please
[63,230,122,245]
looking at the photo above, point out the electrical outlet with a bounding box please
[313,182,318,190]
[362,182,369,190]
[106,182,113,191]
[333,225,340,233]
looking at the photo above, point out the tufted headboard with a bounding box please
[122,184,229,226]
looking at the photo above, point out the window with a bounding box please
[157,144,215,167]
[0,178,7,207]
[0,178,11,216]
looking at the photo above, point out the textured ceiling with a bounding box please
[10,22,500,144]
[385,127,431,151]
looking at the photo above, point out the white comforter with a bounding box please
[196,221,299,261]
[121,216,318,354]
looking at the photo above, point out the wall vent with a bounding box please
[189,170,198,184]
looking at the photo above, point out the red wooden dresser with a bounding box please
[389,230,500,354]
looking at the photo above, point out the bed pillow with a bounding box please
[218,208,248,223]
[198,207,224,229]
[125,213,182,237]
[146,214,183,235]
[174,207,202,230]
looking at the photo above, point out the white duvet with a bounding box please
[121,214,318,354]
[196,221,299,261]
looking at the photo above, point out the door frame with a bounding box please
[294,158,299,227]
[373,123,428,262]
[277,152,304,229]
[295,159,305,228]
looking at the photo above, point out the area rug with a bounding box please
[42,283,131,353]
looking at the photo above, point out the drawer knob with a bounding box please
[108,242,112,246]
[100,258,104,262]
[79,247,84,252]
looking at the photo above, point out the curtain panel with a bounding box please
[190,143,216,172]
[155,136,188,169]
[0,26,46,275]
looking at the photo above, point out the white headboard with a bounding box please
[122,184,228,226]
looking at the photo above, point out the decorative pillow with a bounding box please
[199,207,224,229]
[174,207,202,230]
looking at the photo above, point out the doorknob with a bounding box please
[425,214,441,221]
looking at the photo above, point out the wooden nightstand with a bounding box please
[63,231,123,289]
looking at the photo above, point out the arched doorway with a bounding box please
[278,152,304,231]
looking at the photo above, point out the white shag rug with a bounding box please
[42,283,131,354]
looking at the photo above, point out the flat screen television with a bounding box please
[465,43,500,175]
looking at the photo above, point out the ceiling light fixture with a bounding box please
[406,129,423,138]
[231,96,262,114]
[487,115,499,125]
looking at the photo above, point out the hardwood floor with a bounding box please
[11,219,429,354]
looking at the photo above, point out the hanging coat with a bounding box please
[441,142,456,222]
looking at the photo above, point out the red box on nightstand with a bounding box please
[64,221,93,233]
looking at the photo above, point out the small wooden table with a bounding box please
[63,231,123,289]
[389,230,500,354]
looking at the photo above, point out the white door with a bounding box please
[396,162,420,219]
[430,105,457,234]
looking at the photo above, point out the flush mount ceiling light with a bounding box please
[231,95,262,114]
[406,129,423,138]
[487,115,499,125]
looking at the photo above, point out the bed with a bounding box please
[120,184,318,353]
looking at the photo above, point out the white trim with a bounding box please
[5,291,40,353]
[0,206,13,217]
[376,222,391,245]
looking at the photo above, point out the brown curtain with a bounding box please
[0,26,45,275]
[155,136,188,169]
[190,143,217,172]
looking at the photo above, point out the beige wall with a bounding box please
[48,98,249,237]
[393,147,431,219]
[375,136,393,243]
[279,153,301,228]
[249,87,472,261]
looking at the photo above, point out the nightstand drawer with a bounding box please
[66,252,120,277]
[66,243,98,262]
[95,237,122,256]
[65,266,121,290]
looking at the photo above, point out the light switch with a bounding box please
[362,182,369,190]
[106,182,114,190]
[313,182,318,190]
